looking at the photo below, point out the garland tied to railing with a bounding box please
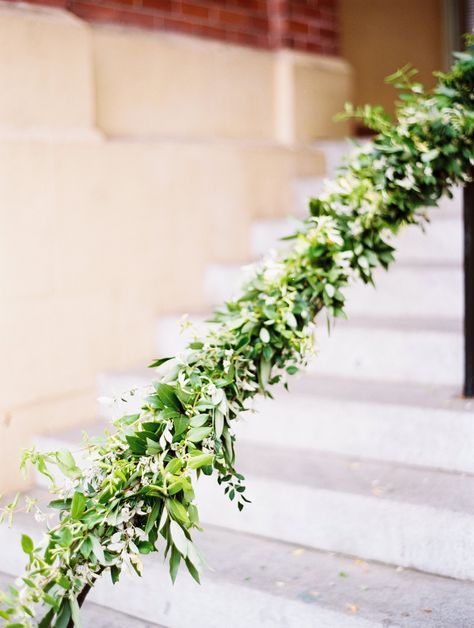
[1,46,474,627]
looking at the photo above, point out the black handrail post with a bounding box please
[464,180,474,397]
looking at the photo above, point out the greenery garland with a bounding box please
[1,47,473,627]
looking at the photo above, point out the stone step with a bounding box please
[93,368,473,475]
[8,491,474,627]
[30,426,474,581]
[0,572,163,628]
[251,210,462,264]
[204,261,463,319]
[307,317,462,386]
[238,382,473,475]
[197,444,474,582]
[154,314,463,386]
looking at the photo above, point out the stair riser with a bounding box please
[155,316,463,386]
[345,267,462,319]
[0,523,374,628]
[197,479,474,582]
[204,263,463,319]
[238,396,474,475]
[309,326,462,386]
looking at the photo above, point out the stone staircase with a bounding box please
[1,141,474,627]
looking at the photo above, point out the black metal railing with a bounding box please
[464,180,474,397]
[462,0,474,397]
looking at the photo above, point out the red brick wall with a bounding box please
[17,0,339,55]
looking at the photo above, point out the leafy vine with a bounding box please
[1,46,473,627]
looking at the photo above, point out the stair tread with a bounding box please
[0,571,164,628]
[2,491,474,628]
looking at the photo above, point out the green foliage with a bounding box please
[1,48,474,626]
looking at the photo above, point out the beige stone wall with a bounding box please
[0,2,351,492]
[339,0,443,116]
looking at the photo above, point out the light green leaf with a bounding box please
[187,426,212,443]
[165,458,183,475]
[259,327,270,343]
[21,534,34,555]
[188,452,214,469]
[324,283,335,298]
[166,498,189,524]
[214,409,225,439]
[285,312,298,328]
[90,535,105,564]
[169,520,188,557]
[189,414,208,428]
[69,597,82,628]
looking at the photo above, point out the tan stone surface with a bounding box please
[0,3,94,135]
[93,27,276,141]
[0,5,347,491]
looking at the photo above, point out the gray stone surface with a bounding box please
[2,505,474,627]
[0,571,165,627]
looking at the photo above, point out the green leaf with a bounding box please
[48,498,72,510]
[138,541,155,554]
[57,527,73,548]
[69,597,82,628]
[167,477,190,496]
[258,358,271,389]
[79,536,93,559]
[114,413,140,427]
[110,565,121,585]
[54,601,71,628]
[70,492,87,520]
[169,545,181,583]
[56,450,81,480]
[154,383,182,411]
[21,534,34,555]
[166,498,189,524]
[214,409,225,439]
[285,312,298,328]
[169,520,188,557]
[165,458,183,475]
[90,535,105,564]
[187,426,212,443]
[185,557,201,584]
[38,608,55,628]
[188,452,214,469]
[145,501,162,534]
[324,283,335,298]
[259,327,270,343]
[148,356,173,368]
[126,435,147,455]
[172,415,189,436]
[189,414,208,428]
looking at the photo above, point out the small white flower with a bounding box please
[135,528,148,542]
[206,383,217,397]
